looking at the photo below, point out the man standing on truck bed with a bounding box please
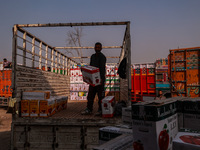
[81,42,106,116]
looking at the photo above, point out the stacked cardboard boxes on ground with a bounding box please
[177,97,200,130]
[93,96,200,150]
[122,106,132,126]
[21,91,68,117]
[132,97,181,150]
[172,129,200,150]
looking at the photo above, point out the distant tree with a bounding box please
[66,27,83,63]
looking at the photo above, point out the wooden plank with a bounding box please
[55,46,122,49]
[58,53,61,74]
[16,82,69,87]
[51,49,54,72]
[32,38,35,67]
[45,45,48,71]
[23,32,26,66]
[39,42,42,69]
[70,56,120,59]
[16,65,69,76]
[55,51,58,73]
[62,55,65,75]
[16,21,130,28]
[16,77,69,83]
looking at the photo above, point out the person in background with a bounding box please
[81,42,106,116]
[3,58,11,69]
[155,90,166,100]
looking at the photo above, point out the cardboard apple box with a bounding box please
[29,100,39,117]
[23,91,51,100]
[21,100,30,117]
[132,97,183,150]
[101,96,115,118]
[173,129,200,150]
[132,114,178,150]
[183,98,200,130]
[81,65,101,86]
[39,98,56,117]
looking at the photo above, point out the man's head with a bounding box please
[158,90,163,96]
[3,58,7,62]
[94,42,102,53]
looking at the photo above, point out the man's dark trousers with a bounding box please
[87,82,105,112]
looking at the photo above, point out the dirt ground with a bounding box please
[0,107,12,150]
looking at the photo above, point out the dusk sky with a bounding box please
[0,0,200,64]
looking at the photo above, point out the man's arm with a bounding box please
[99,55,106,81]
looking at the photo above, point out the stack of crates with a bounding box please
[131,97,181,150]
[21,91,68,117]
[70,65,89,100]
[105,64,120,101]
[173,97,200,150]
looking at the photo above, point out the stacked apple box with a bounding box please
[93,134,133,150]
[21,91,68,118]
[98,126,133,145]
[172,129,200,150]
[172,98,200,150]
[122,106,132,127]
[182,98,200,130]
[101,96,115,118]
[132,97,182,150]
[70,65,89,101]
[105,64,120,101]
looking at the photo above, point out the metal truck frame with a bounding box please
[11,21,131,150]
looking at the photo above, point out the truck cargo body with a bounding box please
[11,22,131,150]
[131,63,156,101]
[168,47,200,97]
[0,69,12,106]
[155,58,170,95]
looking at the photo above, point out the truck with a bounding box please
[10,21,131,150]
[0,67,12,106]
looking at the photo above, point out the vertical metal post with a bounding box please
[23,32,26,66]
[62,55,65,75]
[126,22,132,103]
[65,57,68,76]
[39,42,42,69]
[58,53,61,74]
[32,38,35,68]
[55,51,58,73]
[45,45,48,71]
[51,49,54,72]
[11,25,18,98]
